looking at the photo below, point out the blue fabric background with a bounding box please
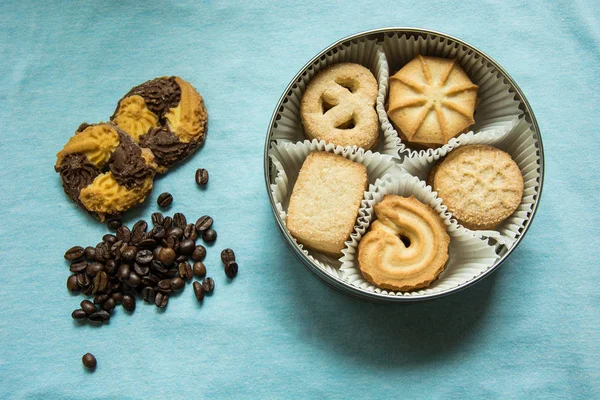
[0,1,598,398]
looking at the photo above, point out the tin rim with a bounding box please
[263,27,545,302]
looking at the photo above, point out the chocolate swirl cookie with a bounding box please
[55,123,157,221]
[111,76,208,172]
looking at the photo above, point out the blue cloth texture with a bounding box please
[0,0,598,398]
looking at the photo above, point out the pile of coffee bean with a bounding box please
[65,209,237,325]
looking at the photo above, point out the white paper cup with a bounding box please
[340,174,500,296]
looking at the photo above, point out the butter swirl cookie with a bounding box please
[55,123,157,221]
[358,195,450,291]
[300,63,378,149]
[111,76,208,172]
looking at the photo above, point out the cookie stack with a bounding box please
[55,77,208,221]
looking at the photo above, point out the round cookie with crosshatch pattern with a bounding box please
[430,145,523,230]
[300,63,378,149]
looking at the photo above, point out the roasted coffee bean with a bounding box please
[76,273,91,288]
[92,271,109,294]
[133,262,150,276]
[155,292,169,308]
[153,246,163,260]
[158,279,172,292]
[201,277,215,293]
[84,246,96,261]
[88,310,110,323]
[102,234,117,246]
[93,294,110,304]
[184,223,198,240]
[193,262,206,278]
[224,261,238,279]
[86,262,105,277]
[108,281,122,294]
[166,268,179,278]
[158,247,176,266]
[141,274,159,287]
[150,226,165,241]
[192,246,206,262]
[221,248,236,264]
[105,259,118,275]
[135,249,153,264]
[110,241,123,260]
[168,227,184,240]
[173,213,187,230]
[179,239,195,255]
[175,255,187,264]
[151,260,169,275]
[171,277,185,291]
[122,246,137,261]
[116,226,131,243]
[151,212,164,226]
[202,229,217,243]
[103,298,116,312]
[82,353,97,369]
[141,286,156,303]
[83,285,94,296]
[117,264,131,281]
[195,168,209,185]
[81,300,96,315]
[122,295,136,312]
[195,216,213,233]
[72,309,87,320]
[162,235,178,250]
[95,242,110,262]
[67,275,81,292]
[64,246,84,261]
[157,192,173,208]
[70,260,88,273]
[193,281,205,302]
[138,238,156,249]
[126,272,141,287]
[178,262,193,281]
[107,217,122,230]
[162,216,173,230]
[131,220,148,244]
[111,292,123,304]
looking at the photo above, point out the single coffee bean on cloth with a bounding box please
[195,168,209,186]
[193,281,205,303]
[202,277,215,293]
[220,248,235,264]
[157,192,173,208]
[82,353,97,369]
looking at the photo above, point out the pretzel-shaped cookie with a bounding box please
[300,63,378,149]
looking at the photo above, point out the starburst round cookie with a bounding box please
[358,195,450,291]
[111,76,208,172]
[430,145,524,230]
[387,55,478,147]
[55,123,157,221]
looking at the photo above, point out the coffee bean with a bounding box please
[105,259,118,275]
[202,229,217,243]
[171,277,185,291]
[95,242,110,263]
[103,298,116,312]
[178,262,193,281]
[81,300,96,315]
[72,309,87,320]
[76,273,91,288]
[111,292,123,304]
[173,213,187,230]
[88,310,110,323]
[116,226,131,243]
[93,294,110,304]
[179,239,195,256]
[151,212,164,226]
[141,286,156,303]
[184,223,198,240]
[193,262,206,278]
[82,353,97,369]
[82,285,93,296]
[126,272,141,288]
[158,279,172,292]
[166,268,178,278]
[67,275,80,292]
[64,246,84,261]
[195,168,209,185]
[138,238,157,249]
[122,246,137,261]
[107,217,122,230]
[221,248,236,264]
[102,234,117,246]
[70,260,88,273]
[141,274,159,287]
[150,226,166,241]
[224,261,238,279]
[162,235,178,250]
[193,281,205,302]
[192,246,206,262]
[133,262,150,276]
[84,246,96,261]
[117,264,130,281]
[201,277,215,293]
[122,295,136,312]
[86,262,105,277]
[168,227,184,240]
[108,280,122,293]
[151,260,169,275]
[92,271,108,294]
[175,255,187,264]
[158,248,176,266]
[162,216,173,230]
[136,249,153,264]
[131,220,148,244]
[155,292,169,308]
[157,192,173,208]
[195,216,213,233]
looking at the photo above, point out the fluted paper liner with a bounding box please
[400,117,541,248]
[269,37,402,155]
[379,33,524,159]
[340,174,500,296]
[269,139,402,278]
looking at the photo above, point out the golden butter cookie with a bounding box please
[358,195,450,291]
[111,76,208,172]
[388,55,478,148]
[55,123,157,221]
[300,63,378,149]
[431,145,524,230]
